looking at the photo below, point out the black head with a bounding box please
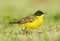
[34,10,44,16]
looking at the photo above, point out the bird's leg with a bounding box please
[24,28,31,35]
[22,28,31,35]
[22,28,26,35]
[22,28,27,35]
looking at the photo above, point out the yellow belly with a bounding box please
[20,16,44,30]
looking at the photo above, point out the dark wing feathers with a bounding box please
[17,16,36,24]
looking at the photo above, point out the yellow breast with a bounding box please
[20,15,44,30]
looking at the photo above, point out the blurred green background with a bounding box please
[0,0,60,41]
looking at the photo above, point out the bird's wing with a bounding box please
[17,15,37,24]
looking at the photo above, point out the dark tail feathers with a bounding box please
[9,22,19,24]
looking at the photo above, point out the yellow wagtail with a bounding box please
[10,10,45,30]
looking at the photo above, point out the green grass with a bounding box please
[0,0,60,41]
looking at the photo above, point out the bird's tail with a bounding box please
[9,22,19,24]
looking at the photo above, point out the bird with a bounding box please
[9,10,45,34]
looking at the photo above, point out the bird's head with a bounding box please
[34,10,44,16]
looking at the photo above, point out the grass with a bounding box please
[0,0,60,41]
